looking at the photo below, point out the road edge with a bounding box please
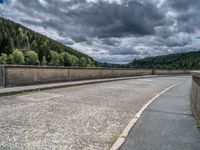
[0,75,188,96]
[109,81,183,150]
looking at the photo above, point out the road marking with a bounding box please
[110,81,183,150]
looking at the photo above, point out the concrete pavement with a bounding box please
[0,76,193,149]
[0,75,188,96]
[120,76,200,150]
[0,75,158,96]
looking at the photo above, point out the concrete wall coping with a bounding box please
[191,71,200,121]
[191,71,200,78]
[0,65,152,70]
[0,65,193,71]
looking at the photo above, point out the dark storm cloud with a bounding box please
[70,0,167,37]
[109,47,140,55]
[0,0,200,63]
[100,38,121,46]
[166,0,200,33]
[164,33,192,47]
[3,0,167,39]
[168,0,196,11]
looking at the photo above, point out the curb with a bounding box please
[109,82,183,150]
[0,75,187,96]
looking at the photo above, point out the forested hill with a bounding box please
[129,51,200,69]
[0,17,97,67]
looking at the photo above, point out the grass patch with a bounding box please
[197,120,200,128]
[190,95,196,116]
[108,133,124,148]
[190,95,200,129]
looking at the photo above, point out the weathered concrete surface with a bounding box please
[0,76,190,149]
[154,69,191,75]
[0,75,159,96]
[1,65,190,87]
[120,77,200,150]
[69,68,102,80]
[191,72,200,120]
[2,65,153,87]
[5,66,69,86]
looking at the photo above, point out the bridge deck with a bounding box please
[120,77,200,150]
[0,76,195,149]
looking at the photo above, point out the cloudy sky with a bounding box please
[0,0,200,64]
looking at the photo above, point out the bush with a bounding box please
[0,53,8,64]
[12,49,25,64]
[71,55,79,66]
[79,57,87,67]
[59,52,72,66]
[87,58,95,67]
[25,50,40,65]
[50,50,60,66]
[7,54,14,64]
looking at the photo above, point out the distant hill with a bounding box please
[99,62,127,68]
[129,51,200,69]
[0,17,97,67]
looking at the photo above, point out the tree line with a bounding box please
[0,17,97,67]
[0,49,95,67]
[129,51,200,69]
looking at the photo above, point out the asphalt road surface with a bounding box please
[0,76,192,150]
[120,76,200,150]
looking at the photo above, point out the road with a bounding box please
[0,76,191,149]
[120,76,200,150]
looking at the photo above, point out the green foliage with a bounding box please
[25,50,39,65]
[7,54,14,64]
[0,17,97,67]
[12,49,25,65]
[71,55,79,66]
[130,51,200,69]
[87,58,95,67]
[0,53,7,64]
[59,52,72,66]
[41,56,47,65]
[79,57,88,67]
[197,120,200,128]
[50,50,60,66]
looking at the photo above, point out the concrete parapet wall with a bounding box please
[154,70,191,75]
[68,68,102,80]
[0,65,190,87]
[5,66,69,86]
[191,72,200,120]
